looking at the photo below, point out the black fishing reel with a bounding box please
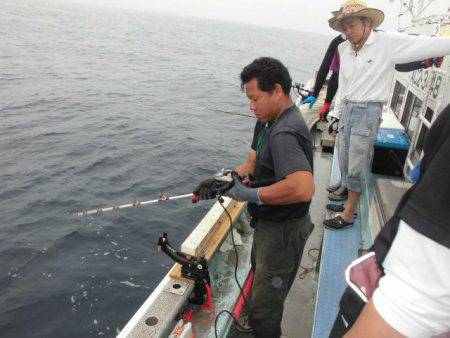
[157,233,211,305]
[293,82,312,101]
[212,168,235,184]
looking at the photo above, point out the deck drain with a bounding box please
[145,316,158,327]
[164,281,188,295]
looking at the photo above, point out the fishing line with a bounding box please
[214,197,252,338]
[208,108,255,119]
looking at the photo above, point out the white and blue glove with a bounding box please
[225,172,262,205]
[302,96,317,109]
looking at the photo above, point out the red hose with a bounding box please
[232,270,254,320]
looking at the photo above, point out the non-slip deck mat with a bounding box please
[312,149,361,338]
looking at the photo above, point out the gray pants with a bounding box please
[338,101,383,193]
[250,214,314,338]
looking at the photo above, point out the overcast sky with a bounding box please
[62,0,449,35]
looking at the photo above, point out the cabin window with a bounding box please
[401,92,414,127]
[401,92,423,140]
[406,97,423,140]
[390,81,406,118]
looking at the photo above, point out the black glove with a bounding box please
[193,178,231,201]
[433,57,444,68]
[423,57,443,69]
[328,117,339,135]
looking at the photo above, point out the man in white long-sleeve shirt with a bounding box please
[323,0,450,230]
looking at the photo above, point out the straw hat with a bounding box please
[329,0,385,32]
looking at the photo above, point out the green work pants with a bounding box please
[250,214,314,338]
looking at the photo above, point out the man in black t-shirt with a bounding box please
[194,57,315,337]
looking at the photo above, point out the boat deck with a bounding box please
[282,142,332,338]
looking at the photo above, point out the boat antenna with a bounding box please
[73,193,195,217]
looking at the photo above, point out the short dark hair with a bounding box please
[240,57,292,95]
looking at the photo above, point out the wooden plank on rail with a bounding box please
[169,200,247,284]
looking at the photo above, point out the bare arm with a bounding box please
[258,171,314,205]
[235,149,256,177]
[345,299,404,338]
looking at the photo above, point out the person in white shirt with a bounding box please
[323,0,450,230]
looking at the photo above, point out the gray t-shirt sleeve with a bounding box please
[270,130,312,181]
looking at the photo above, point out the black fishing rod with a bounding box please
[292,82,312,100]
